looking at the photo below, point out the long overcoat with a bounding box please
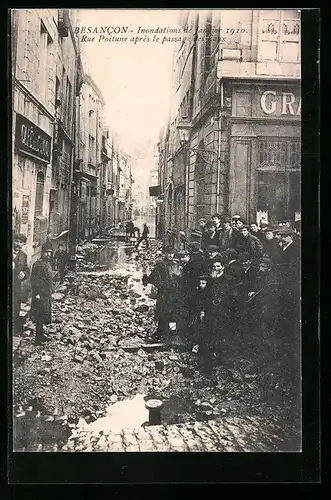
[13,249,30,322]
[30,258,53,324]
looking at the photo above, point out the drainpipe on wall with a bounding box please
[216,80,223,214]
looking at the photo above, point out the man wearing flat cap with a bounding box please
[13,233,30,334]
[237,225,264,262]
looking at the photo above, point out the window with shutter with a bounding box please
[258,10,300,63]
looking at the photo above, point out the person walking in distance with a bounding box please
[136,223,149,249]
[54,243,68,283]
[30,248,53,345]
[12,233,30,334]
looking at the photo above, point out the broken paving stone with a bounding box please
[109,395,118,404]
[93,352,103,363]
[52,293,65,301]
[73,355,85,363]
[41,354,52,362]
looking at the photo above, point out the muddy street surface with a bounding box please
[13,239,301,452]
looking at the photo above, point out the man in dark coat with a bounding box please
[41,232,54,268]
[143,248,182,338]
[274,228,301,326]
[54,243,68,283]
[204,255,238,365]
[249,222,265,241]
[237,225,264,262]
[201,221,220,250]
[125,220,135,241]
[262,227,281,262]
[186,242,209,281]
[30,248,53,344]
[211,213,223,238]
[219,217,241,251]
[13,233,30,334]
[136,223,149,249]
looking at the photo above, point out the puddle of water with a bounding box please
[98,244,134,268]
[75,394,149,433]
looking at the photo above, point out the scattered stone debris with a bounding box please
[13,238,301,452]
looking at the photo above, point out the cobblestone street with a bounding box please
[13,239,301,453]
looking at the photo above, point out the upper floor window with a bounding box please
[258,10,300,63]
[39,22,53,104]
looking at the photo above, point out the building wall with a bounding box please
[158,9,301,238]
[76,75,104,239]
[50,10,77,250]
[12,9,58,264]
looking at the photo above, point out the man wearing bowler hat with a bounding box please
[13,233,30,334]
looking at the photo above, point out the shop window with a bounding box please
[256,138,301,224]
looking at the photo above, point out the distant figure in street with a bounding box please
[30,248,53,345]
[133,226,141,239]
[125,220,135,241]
[42,232,54,267]
[12,233,30,334]
[54,243,68,283]
[136,223,149,249]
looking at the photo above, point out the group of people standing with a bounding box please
[143,213,301,373]
[12,232,69,344]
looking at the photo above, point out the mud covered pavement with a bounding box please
[13,239,301,452]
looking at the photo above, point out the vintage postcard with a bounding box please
[11,8,304,455]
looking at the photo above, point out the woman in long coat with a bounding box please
[30,248,53,344]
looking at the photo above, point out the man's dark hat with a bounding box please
[206,220,216,228]
[188,242,201,252]
[239,225,250,230]
[277,227,295,236]
[198,275,209,280]
[13,233,27,243]
[206,245,219,252]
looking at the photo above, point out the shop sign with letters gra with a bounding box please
[259,88,301,117]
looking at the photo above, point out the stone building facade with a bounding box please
[158,9,301,240]
[74,74,105,241]
[12,9,59,264]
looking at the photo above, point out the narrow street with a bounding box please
[13,237,301,452]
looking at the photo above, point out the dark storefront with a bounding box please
[226,80,301,226]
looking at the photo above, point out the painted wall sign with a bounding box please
[15,113,52,163]
[21,194,30,224]
[260,90,301,116]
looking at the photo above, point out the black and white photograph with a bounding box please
[11,8,303,454]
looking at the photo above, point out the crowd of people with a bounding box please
[12,213,300,360]
[143,214,301,373]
